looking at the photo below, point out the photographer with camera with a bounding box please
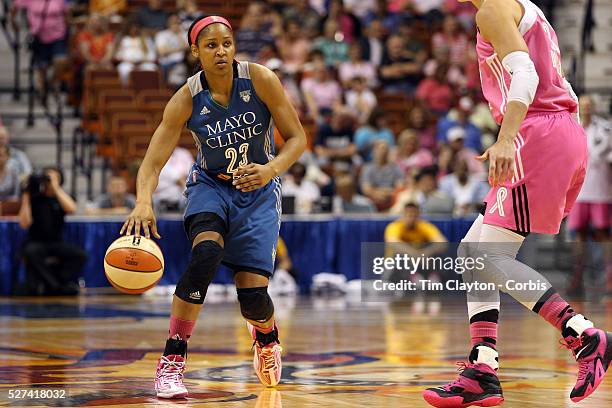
[17,167,86,295]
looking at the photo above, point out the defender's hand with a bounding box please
[476,139,516,187]
[233,163,277,192]
[120,202,160,239]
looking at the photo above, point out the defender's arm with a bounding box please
[476,1,539,185]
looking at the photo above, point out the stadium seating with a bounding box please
[128,70,164,93]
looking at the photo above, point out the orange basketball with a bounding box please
[104,235,164,294]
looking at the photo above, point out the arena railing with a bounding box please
[0,1,65,171]
[0,0,21,101]
[70,126,96,200]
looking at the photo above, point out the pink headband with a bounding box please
[190,16,233,45]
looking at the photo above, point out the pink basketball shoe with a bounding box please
[155,355,188,398]
[562,328,612,402]
[423,344,504,408]
[423,362,503,408]
[247,322,282,387]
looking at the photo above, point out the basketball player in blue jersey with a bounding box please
[120,16,306,398]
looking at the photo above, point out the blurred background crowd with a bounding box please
[0,0,534,218]
[0,0,609,297]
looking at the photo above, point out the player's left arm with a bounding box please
[475,1,538,187]
[234,63,307,192]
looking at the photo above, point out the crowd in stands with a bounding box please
[0,0,585,220]
[1,0,609,297]
[0,122,31,211]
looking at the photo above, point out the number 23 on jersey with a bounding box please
[226,143,249,176]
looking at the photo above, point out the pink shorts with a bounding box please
[567,202,611,231]
[483,111,587,234]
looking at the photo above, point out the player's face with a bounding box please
[192,24,236,74]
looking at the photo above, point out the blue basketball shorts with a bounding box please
[183,166,282,276]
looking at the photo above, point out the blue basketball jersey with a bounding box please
[186,61,275,181]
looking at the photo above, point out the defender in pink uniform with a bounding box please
[477,0,586,234]
[423,1,612,407]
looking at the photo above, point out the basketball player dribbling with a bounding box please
[423,1,612,407]
[120,16,306,398]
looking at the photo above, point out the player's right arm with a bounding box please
[120,85,192,239]
[475,0,537,187]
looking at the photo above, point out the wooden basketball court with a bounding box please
[1,294,611,407]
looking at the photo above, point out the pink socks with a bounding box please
[169,316,196,341]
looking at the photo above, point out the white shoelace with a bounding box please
[157,357,185,387]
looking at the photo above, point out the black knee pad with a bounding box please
[175,240,223,304]
[237,286,274,322]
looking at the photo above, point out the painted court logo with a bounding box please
[240,90,251,103]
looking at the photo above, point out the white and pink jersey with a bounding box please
[476,0,578,124]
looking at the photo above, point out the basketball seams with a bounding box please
[147,238,164,263]
[106,248,163,272]
[104,235,165,294]
[105,269,162,294]
[111,234,164,255]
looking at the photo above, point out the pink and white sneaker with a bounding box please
[247,322,283,387]
[155,355,188,398]
[423,344,503,408]
[423,362,504,408]
[562,327,612,402]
